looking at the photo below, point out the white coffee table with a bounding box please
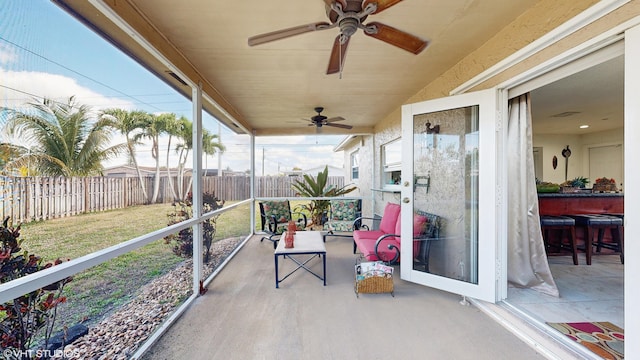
[274,231,326,288]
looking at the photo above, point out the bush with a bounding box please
[0,217,71,358]
[165,192,224,262]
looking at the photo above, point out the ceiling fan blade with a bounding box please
[364,22,428,54]
[248,22,332,46]
[325,116,346,123]
[325,122,353,129]
[362,0,403,14]
[327,35,350,75]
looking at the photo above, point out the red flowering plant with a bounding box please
[595,177,615,184]
[0,217,72,356]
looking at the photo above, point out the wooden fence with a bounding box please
[0,175,345,224]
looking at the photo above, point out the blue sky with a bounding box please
[0,1,345,175]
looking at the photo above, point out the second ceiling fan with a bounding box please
[248,0,429,75]
[304,107,352,129]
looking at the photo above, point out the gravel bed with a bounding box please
[54,237,244,360]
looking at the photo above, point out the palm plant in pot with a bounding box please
[291,166,357,228]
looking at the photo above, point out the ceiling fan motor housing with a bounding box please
[328,0,369,26]
[312,107,327,126]
[340,17,359,37]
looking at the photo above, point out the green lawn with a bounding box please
[17,201,252,331]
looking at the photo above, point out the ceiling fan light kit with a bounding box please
[303,107,353,130]
[248,0,429,75]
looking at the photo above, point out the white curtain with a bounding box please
[507,94,559,297]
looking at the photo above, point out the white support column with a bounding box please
[250,130,256,234]
[624,23,639,358]
[218,123,222,177]
[192,82,204,295]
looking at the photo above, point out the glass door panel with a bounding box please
[411,106,479,283]
[400,89,497,302]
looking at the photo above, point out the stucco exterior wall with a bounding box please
[370,0,640,188]
[350,0,640,277]
[473,1,640,91]
[364,1,604,213]
[341,135,374,217]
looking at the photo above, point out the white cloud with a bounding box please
[0,68,135,111]
[0,69,344,175]
[1,67,141,162]
[0,43,18,65]
[252,135,345,175]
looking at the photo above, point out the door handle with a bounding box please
[402,197,410,203]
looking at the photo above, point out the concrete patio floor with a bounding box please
[140,234,549,360]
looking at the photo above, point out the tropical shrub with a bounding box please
[165,192,224,262]
[291,166,356,227]
[0,217,71,357]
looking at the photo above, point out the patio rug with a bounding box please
[547,321,624,359]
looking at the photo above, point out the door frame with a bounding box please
[399,2,638,352]
[400,89,498,303]
[461,15,640,355]
[623,23,640,357]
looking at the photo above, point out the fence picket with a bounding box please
[0,175,345,224]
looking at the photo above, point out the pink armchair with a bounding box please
[353,202,441,270]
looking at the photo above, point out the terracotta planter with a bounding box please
[284,232,294,248]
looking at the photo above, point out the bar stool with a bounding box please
[568,214,623,265]
[592,214,624,264]
[540,215,578,265]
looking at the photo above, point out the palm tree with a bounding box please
[138,112,171,203]
[173,120,225,200]
[0,143,30,175]
[162,113,183,201]
[202,130,225,176]
[101,108,152,201]
[2,97,124,177]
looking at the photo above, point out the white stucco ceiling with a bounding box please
[56,0,620,136]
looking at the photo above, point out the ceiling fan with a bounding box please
[303,107,352,129]
[248,0,429,75]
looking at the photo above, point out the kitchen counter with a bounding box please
[538,192,623,216]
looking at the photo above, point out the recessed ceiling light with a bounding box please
[579,125,589,129]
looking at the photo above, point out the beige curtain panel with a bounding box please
[507,93,559,297]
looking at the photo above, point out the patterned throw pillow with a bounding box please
[262,201,290,223]
[330,199,359,221]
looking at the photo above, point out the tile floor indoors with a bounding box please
[505,253,624,328]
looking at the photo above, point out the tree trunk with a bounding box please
[128,140,148,203]
[150,137,160,203]
[165,135,177,201]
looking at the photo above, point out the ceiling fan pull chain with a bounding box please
[339,35,343,79]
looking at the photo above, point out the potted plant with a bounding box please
[560,176,589,193]
[291,166,357,228]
